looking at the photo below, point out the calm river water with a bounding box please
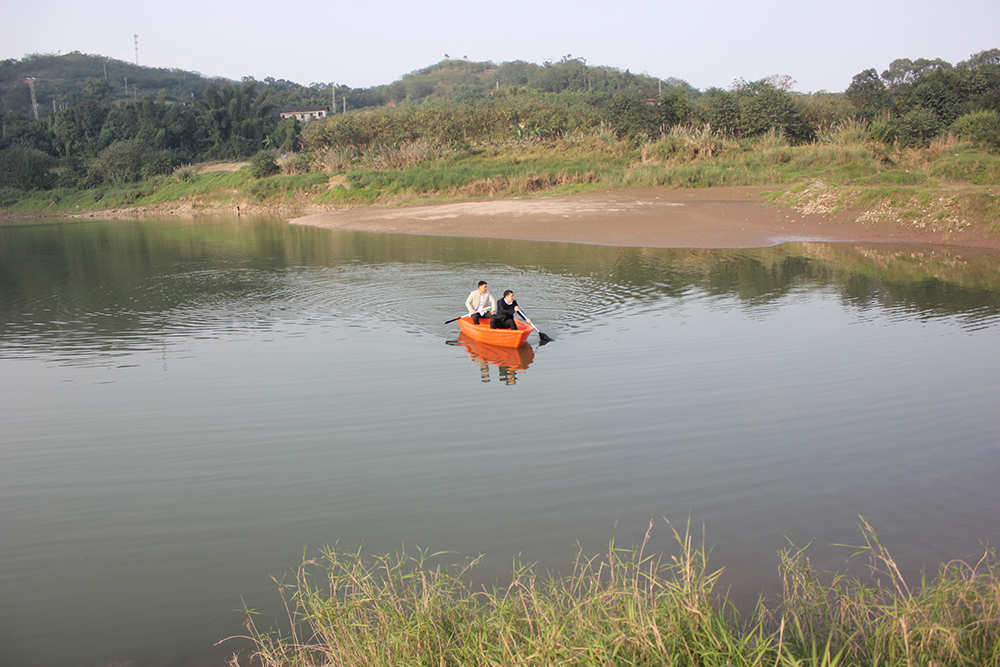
[2,215,999,667]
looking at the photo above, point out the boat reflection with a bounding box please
[452,335,535,384]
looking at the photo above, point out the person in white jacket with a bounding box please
[465,281,496,324]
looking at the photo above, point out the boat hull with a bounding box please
[456,316,534,347]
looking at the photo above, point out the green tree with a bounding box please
[695,88,741,135]
[958,49,1000,112]
[0,110,54,153]
[0,144,55,189]
[952,110,1000,151]
[658,88,693,127]
[100,98,203,161]
[882,57,952,91]
[846,68,890,118]
[266,117,301,152]
[197,79,276,159]
[604,93,661,142]
[909,73,964,126]
[87,140,174,186]
[49,99,108,158]
[249,149,279,177]
[734,80,812,142]
[893,107,942,146]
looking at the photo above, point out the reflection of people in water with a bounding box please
[458,337,534,384]
[491,290,531,330]
[470,357,520,384]
[498,365,518,385]
[465,281,496,325]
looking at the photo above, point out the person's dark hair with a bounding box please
[478,281,487,287]
[503,290,513,298]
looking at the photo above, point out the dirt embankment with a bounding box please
[288,186,1000,250]
[7,183,997,250]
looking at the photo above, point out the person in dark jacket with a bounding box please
[491,290,532,330]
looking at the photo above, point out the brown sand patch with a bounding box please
[289,187,999,249]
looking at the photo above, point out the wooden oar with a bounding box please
[518,310,552,343]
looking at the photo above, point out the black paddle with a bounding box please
[518,310,552,343]
[444,315,467,324]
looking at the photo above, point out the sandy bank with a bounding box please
[289,187,1000,250]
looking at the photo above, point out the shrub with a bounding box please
[952,110,1000,152]
[360,141,455,170]
[893,108,943,147]
[604,93,663,143]
[817,117,871,146]
[279,153,311,175]
[642,125,724,162]
[249,150,280,178]
[313,146,360,172]
[0,145,56,190]
[87,140,175,186]
[674,124,724,158]
[736,82,813,143]
[641,135,690,162]
[171,164,199,182]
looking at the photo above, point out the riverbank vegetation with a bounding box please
[2,50,998,233]
[231,518,999,667]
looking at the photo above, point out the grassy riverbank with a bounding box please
[231,519,999,667]
[4,129,999,241]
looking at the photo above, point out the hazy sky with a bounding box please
[2,0,997,93]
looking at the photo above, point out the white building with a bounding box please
[278,107,328,122]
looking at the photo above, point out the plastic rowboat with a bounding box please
[456,316,534,348]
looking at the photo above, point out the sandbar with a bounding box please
[289,187,999,250]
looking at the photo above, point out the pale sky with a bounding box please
[2,0,997,93]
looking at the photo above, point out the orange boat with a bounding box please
[456,315,534,348]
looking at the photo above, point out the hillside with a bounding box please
[1,48,998,244]
[0,51,217,113]
[1,52,689,119]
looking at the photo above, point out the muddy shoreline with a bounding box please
[288,187,1000,250]
[6,186,997,250]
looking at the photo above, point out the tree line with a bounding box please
[1,49,998,193]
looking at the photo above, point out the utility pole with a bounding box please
[134,34,139,65]
[124,77,128,97]
[331,83,336,114]
[25,77,38,120]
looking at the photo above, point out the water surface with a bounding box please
[2,216,999,667]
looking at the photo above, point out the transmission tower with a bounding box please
[134,34,139,65]
[25,77,38,120]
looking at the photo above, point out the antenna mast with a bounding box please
[25,77,38,120]
[134,34,139,65]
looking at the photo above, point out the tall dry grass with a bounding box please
[228,518,1000,667]
[817,117,871,146]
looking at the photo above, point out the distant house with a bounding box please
[278,107,328,122]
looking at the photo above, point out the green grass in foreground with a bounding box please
[229,518,999,667]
